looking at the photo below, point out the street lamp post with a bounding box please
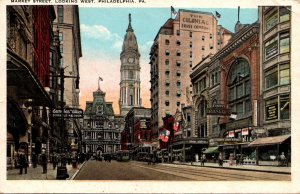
[59,67,80,157]
[56,67,79,179]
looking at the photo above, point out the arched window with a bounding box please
[227,58,251,115]
[198,99,207,118]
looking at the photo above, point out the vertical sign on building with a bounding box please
[253,100,258,126]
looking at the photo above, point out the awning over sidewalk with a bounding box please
[248,134,291,147]
[7,49,54,108]
[203,146,219,154]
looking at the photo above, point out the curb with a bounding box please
[164,162,291,175]
[70,161,87,180]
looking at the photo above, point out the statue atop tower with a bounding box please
[119,13,142,116]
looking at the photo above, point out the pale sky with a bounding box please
[78,7,258,114]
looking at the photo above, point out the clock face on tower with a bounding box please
[128,57,135,64]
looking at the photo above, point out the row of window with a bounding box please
[175,30,214,40]
[211,71,220,86]
[165,90,181,97]
[165,70,181,77]
[264,32,290,61]
[165,36,214,47]
[165,60,193,68]
[194,77,207,94]
[165,81,181,88]
[265,63,290,89]
[165,46,213,57]
[165,100,181,107]
[84,132,120,140]
[265,7,290,32]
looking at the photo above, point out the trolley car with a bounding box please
[116,150,130,162]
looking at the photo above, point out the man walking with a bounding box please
[200,154,206,166]
[41,151,47,174]
[52,154,57,170]
[19,154,28,174]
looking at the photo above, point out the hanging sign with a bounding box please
[51,108,83,118]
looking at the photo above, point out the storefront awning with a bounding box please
[203,146,219,154]
[248,134,291,147]
[7,49,54,108]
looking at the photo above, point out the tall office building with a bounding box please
[54,5,82,154]
[119,14,142,116]
[149,9,232,135]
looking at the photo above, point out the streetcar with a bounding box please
[116,150,130,162]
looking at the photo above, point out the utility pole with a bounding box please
[60,67,65,161]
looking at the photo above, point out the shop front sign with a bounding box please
[266,103,278,121]
[213,138,242,145]
[207,104,231,116]
[253,128,267,135]
[242,128,249,136]
[228,131,235,138]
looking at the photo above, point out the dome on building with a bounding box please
[121,14,139,55]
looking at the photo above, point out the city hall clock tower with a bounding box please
[119,14,141,116]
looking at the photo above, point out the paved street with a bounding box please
[74,160,291,181]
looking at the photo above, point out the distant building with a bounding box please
[122,107,151,152]
[119,14,142,116]
[81,85,123,157]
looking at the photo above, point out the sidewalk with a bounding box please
[167,161,291,174]
[7,162,84,180]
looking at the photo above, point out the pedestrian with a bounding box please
[19,154,28,174]
[40,152,47,174]
[218,153,223,167]
[200,154,206,166]
[52,154,57,170]
[229,153,234,166]
[236,155,240,165]
[279,152,286,166]
[147,154,152,165]
[239,154,244,165]
[32,152,37,168]
[152,155,156,165]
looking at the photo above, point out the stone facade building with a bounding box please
[7,5,58,167]
[119,14,142,116]
[256,6,291,165]
[81,85,123,157]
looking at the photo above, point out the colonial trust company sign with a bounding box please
[179,12,216,33]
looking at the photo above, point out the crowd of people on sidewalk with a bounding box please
[11,150,88,176]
